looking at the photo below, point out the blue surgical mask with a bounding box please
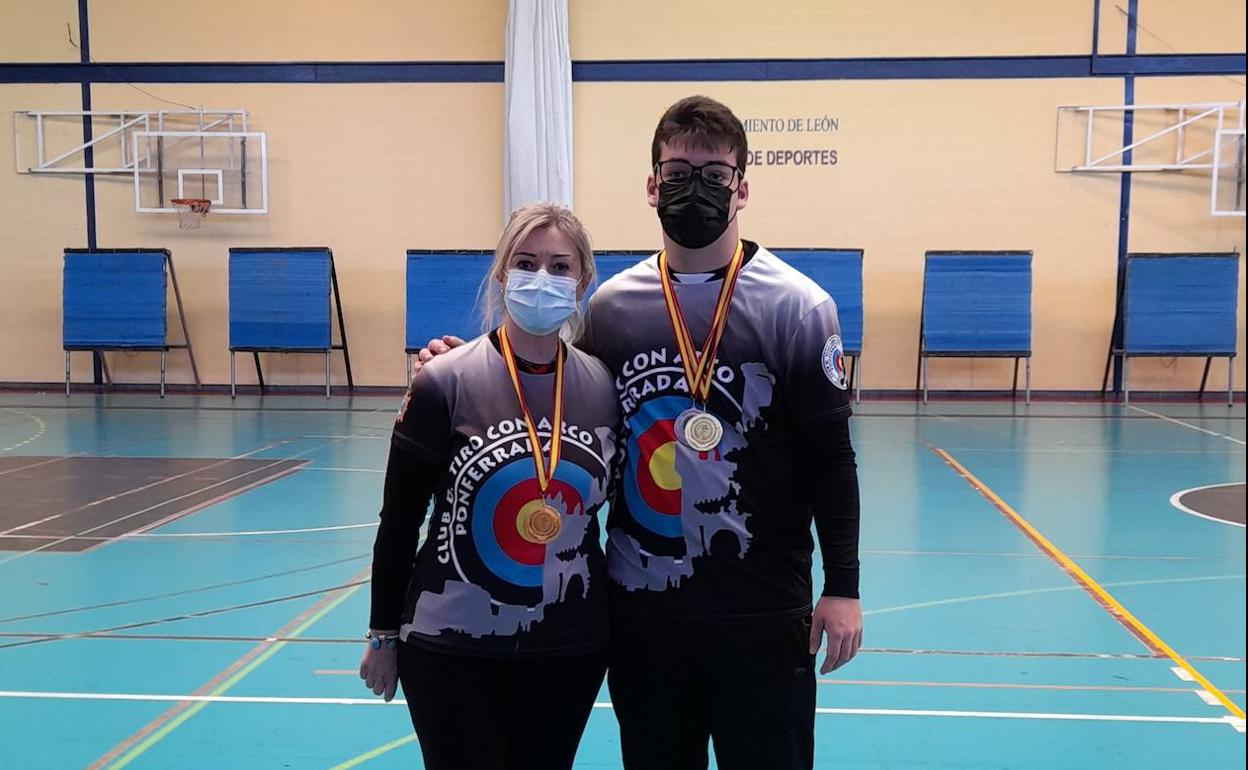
[504,269,580,336]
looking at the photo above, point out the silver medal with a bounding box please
[677,409,722,452]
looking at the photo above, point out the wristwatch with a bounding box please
[366,631,399,651]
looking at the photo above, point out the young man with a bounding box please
[416,95,862,770]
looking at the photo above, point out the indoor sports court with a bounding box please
[1,3,1244,770]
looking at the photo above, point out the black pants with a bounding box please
[398,642,608,770]
[608,615,816,770]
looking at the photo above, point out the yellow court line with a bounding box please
[327,734,419,770]
[931,446,1245,721]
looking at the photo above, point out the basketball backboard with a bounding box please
[132,129,267,215]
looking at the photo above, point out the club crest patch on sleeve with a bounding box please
[822,334,848,390]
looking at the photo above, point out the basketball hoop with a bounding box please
[171,198,212,230]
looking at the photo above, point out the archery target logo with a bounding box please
[468,452,594,589]
[622,396,688,538]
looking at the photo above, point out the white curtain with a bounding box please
[504,0,573,220]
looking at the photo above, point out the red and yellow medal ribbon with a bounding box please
[498,325,564,494]
[658,240,745,403]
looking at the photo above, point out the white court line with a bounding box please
[0,409,46,453]
[865,574,1244,617]
[0,420,231,478]
[801,708,1239,726]
[299,467,385,474]
[1170,483,1246,529]
[0,436,348,567]
[862,549,1240,561]
[1128,405,1246,446]
[1172,667,1197,682]
[0,522,379,540]
[0,514,62,537]
[0,455,297,566]
[0,691,1237,727]
[303,436,390,440]
[0,462,284,564]
[109,522,378,538]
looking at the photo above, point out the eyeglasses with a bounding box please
[654,160,742,190]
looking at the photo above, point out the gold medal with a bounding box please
[522,504,562,544]
[498,325,567,547]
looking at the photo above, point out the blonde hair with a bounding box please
[478,203,596,338]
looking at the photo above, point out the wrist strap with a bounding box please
[366,631,399,651]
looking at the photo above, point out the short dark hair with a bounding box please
[651,95,748,172]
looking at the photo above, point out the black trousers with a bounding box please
[397,642,608,770]
[608,615,816,770]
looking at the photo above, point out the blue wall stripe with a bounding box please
[312,62,505,83]
[574,56,1097,81]
[1092,53,1245,75]
[0,54,1242,84]
[0,62,503,84]
[1091,0,1101,59]
[80,80,95,253]
[76,1,96,252]
[1110,0,1140,392]
[77,0,102,384]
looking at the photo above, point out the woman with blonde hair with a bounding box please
[360,203,619,770]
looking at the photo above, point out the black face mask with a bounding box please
[657,177,735,250]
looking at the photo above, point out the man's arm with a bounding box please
[797,416,862,673]
[782,298,863,674]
